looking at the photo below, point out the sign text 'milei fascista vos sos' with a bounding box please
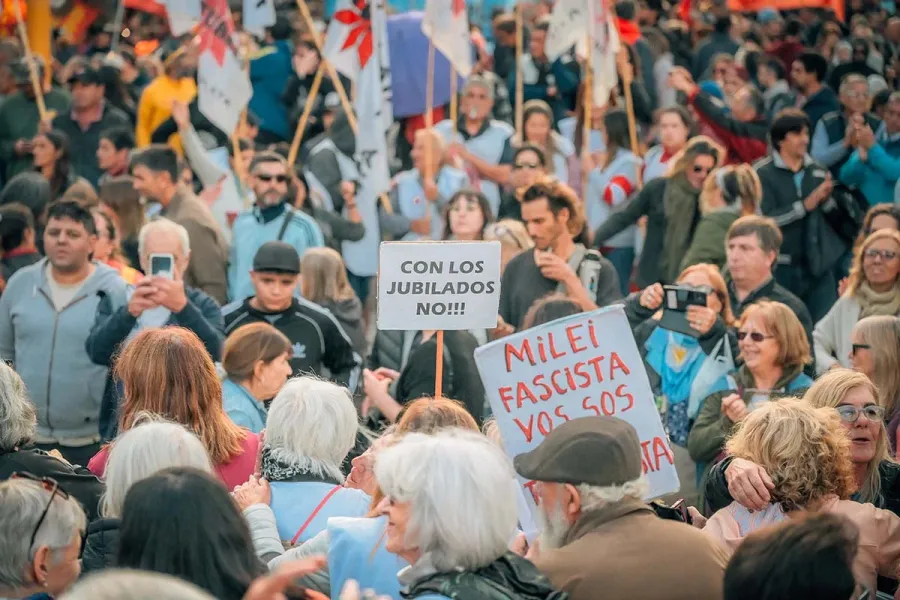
[475,305,680,513]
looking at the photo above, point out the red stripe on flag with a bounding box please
[603,175,634,206]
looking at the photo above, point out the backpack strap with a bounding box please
[289,485,341,546]
[277,208,294,242]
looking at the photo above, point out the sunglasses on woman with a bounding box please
[737,331,774,342]
[11,472,86,558]
[835,404,885,423]
[851,343,871,355]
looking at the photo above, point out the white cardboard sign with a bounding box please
[474,305,680,512]
[377,241,501,331]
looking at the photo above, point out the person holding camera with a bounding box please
[625,264,737,507]
[687,301,813,510]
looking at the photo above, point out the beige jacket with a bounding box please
[535,499,729,600]
[705,497,900,598]
[162,186,229,304]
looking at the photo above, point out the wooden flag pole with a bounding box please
[233,36,252,206]
[287,63,325,167]
[514,3,524,136]
[13,0,48,121]
[434,330,445,399]
[295,0,392,213]
[425,40,436,178]
[449,67,458,122]
[582,35,593,196]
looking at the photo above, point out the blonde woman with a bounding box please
[680,165,762,271]
[850,316,900,453]
[299,247,366,359]
[814,229,900,373]
[593,136,725,287]
[703,398,900,598]
[688,301,813,503]
[706,369,900,518]
[483,219,533,274]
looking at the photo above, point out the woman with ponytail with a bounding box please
[680,164,762,271]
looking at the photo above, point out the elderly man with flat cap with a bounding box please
[515,416,728,600]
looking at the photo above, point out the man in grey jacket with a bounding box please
[0,201,127,465]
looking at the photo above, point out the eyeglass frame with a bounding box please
[10,472,85,559]
[835,404,885,423]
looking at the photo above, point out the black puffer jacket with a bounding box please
[405,553,567,600]
[82,518,120,573]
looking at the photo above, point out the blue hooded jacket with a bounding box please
[249,40,294,140]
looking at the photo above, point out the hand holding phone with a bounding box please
[149,253,175,280]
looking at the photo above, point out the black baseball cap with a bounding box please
[68,67,104,86]
[252,241,300,274]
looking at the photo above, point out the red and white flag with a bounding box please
[546,0,620,105]
[323,0,393,277]
[422,0,472,77]
[195,0,252,136]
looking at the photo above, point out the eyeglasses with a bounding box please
[256,174,289,183]
[852,343,871,355]
[10,472,85,559]
[737,331,774,342]
[514,162,540,170]
[863,248,898,262]
[836,404,885,423]
[692,165,713,175]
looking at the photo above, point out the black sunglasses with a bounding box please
[852,343,871,355]
[256,173,289,183]
[11,472,85,559]
[737,331,774,342]
[692,164,712,174]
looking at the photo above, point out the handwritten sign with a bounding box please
[474,305,679,510]
[377,241,501,331]
[197,51,252,137]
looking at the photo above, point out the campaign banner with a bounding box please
[474,305,680,510]
[377,241,501,331]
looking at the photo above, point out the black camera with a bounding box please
[658,284,712,337]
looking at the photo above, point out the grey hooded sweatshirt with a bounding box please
[0,259,127,441]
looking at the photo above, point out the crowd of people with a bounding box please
[0,0,900,598]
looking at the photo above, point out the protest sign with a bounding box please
[377,241,502,331]
[243,0,276,37]
[475,305,680,509]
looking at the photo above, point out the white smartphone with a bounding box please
[149,253,175,280]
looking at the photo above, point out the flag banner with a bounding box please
[589,0,620,104]
[546,0,619,105]
[243,0,276,37]
[324,0,394,277]
[422,0,472,77]
[158,0,201,35]
[196,0,252,136]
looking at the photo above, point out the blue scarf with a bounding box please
[645,328,707,404]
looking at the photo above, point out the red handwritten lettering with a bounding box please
[523,480,540,504]
[549,332,566,358]
[505,340,536,372]
[573,362,592,388]
[554,405,571,421]
[513,415,535,443]
[537,412,554,436]
[550,370,568,395]
[516,381,539,408]
[616,384,634,411]
[582,396,601,416]
[533,374,553,401]
[566,323,587,354]
[499,386,514,413]
[640,437,675,473]
[610,351,631,379]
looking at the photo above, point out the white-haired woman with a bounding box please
[0,361,104,520]
[371,429,563,599]
[81,419,214,573]
[0,476,87,599]
[263,377,369,545]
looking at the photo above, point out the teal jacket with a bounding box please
[839,135,900,207]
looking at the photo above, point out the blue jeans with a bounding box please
[605,247,636,297]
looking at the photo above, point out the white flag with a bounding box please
[243,0,276,37]
[545,0,586,63]
[161,0,201,36]
[422,0,472,77]
[588,0,620,104]
[196,0,252,136]
[323,0,393,277]
[546,0,619,105]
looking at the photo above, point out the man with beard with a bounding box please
[131,146,229,304]
[514,416,729,600]
[0,201,127,465]
[228,152,324,302]
[498,177,620,331]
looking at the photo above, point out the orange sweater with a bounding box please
[135,75,197,151]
